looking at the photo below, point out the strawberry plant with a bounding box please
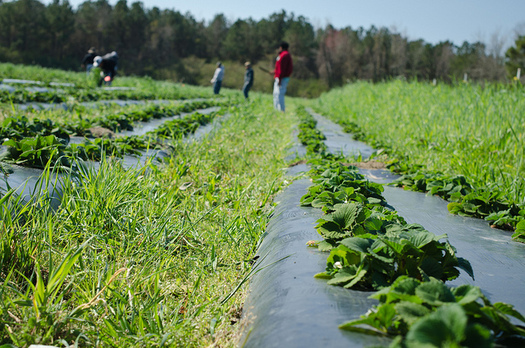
[301,161,387,212]
[1,135,69,168]
[339,276,525,347]
[315,221,473,289]
[296,106,328,154]
[312,202,405,248]
[1,116,70,142]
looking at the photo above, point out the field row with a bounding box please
[293,106,525,347]
[0,63,220,104]
[313,81,525,239]
[0,100,229,171]
[0,93,294,346]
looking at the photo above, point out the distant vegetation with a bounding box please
[0,0,523,96]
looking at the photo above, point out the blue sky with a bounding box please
[56,0,525,50]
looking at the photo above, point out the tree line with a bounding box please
[0,0,522,92]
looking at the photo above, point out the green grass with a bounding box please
[0,62,222,103]
[313,80,525,204]
[0,96,296,347]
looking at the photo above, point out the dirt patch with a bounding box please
[346,160,386,170]
[288,159,307,167]
[87,126,115,138]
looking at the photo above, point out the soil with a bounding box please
[346,160,386,170]
[288,159,307,167]
[87,126,115,138]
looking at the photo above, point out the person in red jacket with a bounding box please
[272,41,293,111]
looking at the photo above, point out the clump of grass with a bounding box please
[314,81,525,204]
[0,95,295,346]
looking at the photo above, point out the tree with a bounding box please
[221,19,262,63]
[205,14,228,59]
[316,26,356,86]
[0,0,47,64]
[283,15,315,57]
[256,10,288,54]
[390,33,407,77]
[406,39,426,80]
[435,41,454,82]
[505,36,525,80]
[44,0,75,66]
[73,0,113,55]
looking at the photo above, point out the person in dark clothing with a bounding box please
[94,51,119,86]
[81,47,97,74]
[242,62,254,99]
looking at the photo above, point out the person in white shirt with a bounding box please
[210,62,225,95]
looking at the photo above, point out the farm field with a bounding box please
[313,81,525,236]
[242,107,525,347]
[2,63,525,347]
[0,64,297,346]
[0,63,222,105]
[314,81,525,202]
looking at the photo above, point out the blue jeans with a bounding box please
[273,77,289,111]
[243,83,252,99]
[214,80,222,94]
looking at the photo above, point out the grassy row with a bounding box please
[296,109,525,347]
[312,81,525,239]
[0,95,294,346]
[0,63,218,102]
[314,81,525,203]
[0,86,215,105]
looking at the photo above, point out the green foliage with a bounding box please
[0,116,69,142]
[317,222,473,289]
[301,160,386,213]
[296,105,328,154]
[1,135,68,168]
[505,35,525,80]
[152,111,217,139]
[0,96,294,346]
[9,242,88,346]
[339,276,525,347]
[390,171,525,232]
[300,149,472,290]
[314,81,525,241]
[0,101,224,168]
[391,172,472,201]
[0,82,217,105]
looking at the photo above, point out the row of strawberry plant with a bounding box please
[340,276,525,347]
[0,85,213,104]
[296,109,525,347]
[1,99,221,143]
[390,171,525,240]
[0,108,225,169]
[302,159,473,289]
[321,109,525,243]
[296,106,327,154]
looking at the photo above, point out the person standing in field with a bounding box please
[81,47,97,75]
[243,61,254,99]
[211,62,225,95]
[271,41,293,111]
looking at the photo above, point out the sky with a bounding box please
[52,0,525,51]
